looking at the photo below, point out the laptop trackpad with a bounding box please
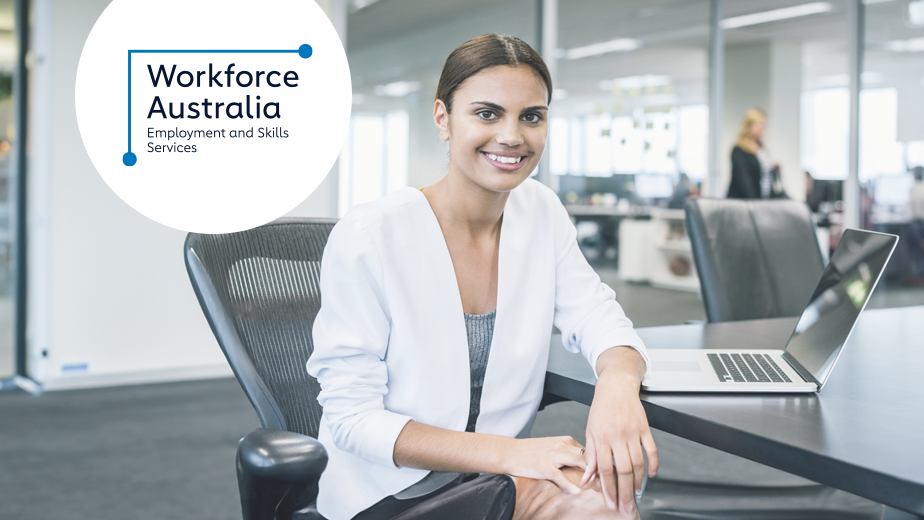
[652,361,702,372]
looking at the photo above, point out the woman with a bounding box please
[727,108,785,199]
[909,166,924,285]
[307,34,657,520]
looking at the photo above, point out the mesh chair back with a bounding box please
[185,218,337,438]
[685,198,824,323]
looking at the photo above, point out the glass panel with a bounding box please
[0,0,14,380]
[677,104,709,179]
[863,0,924,307]
[339,111,410,215]
[802,87,849,180]
[556,0,711,325]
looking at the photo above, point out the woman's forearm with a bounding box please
[393,419,588,494]
[393,420,514,474]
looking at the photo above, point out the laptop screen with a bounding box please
[783,229,897,386]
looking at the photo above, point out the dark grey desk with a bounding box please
[545,306,924,517]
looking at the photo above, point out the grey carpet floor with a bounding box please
[0,378,258,520]
[595,268,707,328]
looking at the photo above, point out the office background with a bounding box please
[1,0,921,389]
[0,0,923,517]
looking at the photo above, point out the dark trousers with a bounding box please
[352,474,516,520]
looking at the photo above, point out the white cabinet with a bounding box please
[617,218,654,282]
[618,208,700,292]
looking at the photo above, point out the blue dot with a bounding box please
[298,44,312,59]
[123,152,137,166]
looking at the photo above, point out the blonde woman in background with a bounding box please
[727,108,786,199]
[909,166,924,286]
[910,166,924,221]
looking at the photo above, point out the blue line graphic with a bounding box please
[124,44,312,167]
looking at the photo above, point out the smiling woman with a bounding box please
[431,35,550,197]
[306,34,656,520]
[433,64,547,197]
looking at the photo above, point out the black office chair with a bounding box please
[185,218,336,520]
[684,198,825,323]
[185,217,519,520]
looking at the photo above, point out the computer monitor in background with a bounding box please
[874,174,914,206]
[809,179,844,212]
[556,174,638,202]
[635,174,674,199]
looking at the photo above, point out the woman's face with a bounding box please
[434,65,549,193]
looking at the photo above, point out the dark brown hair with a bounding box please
[436,34,553,113]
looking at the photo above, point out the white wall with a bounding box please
[27,0,343,390]
[766,41,804,202]
[897,80,924,143]
[27,0,228,389]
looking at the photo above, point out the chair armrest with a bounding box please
[238,428,328,482]
[237,428,328,520]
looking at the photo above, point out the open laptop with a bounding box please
[641,228,898,393]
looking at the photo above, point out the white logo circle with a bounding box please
[75,0,351,233]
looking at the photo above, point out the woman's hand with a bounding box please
[581,347,658,514]
[504,436,588,495]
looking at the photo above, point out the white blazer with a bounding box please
[306,179,649,520]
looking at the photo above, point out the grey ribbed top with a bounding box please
[392,310,496,500]
[464,309,495,432]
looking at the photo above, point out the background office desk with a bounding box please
[545,306,924,517]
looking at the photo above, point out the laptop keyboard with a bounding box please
[707,353,792,383]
